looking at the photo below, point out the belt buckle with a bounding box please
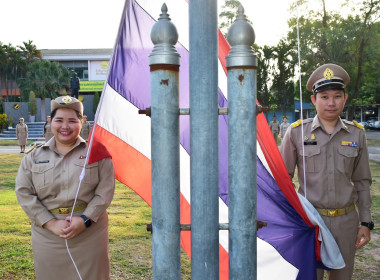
[328,209,338,217]
[59,207,70,214]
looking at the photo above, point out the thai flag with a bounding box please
[87,0,341,279]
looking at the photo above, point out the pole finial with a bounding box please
[149,3,180,66]
[226,4,257,68]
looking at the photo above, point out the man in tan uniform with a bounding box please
[269,115,280,144]
[280,116,290,139]
[280,64,373,280]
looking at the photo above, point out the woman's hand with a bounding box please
[43,219,70,236]
[59,216,87,240]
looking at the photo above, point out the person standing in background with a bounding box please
[43,115,54,142]
[280,116,291,139]
[269,115,280,145]
[80,115,91,141]
[16,117,28,153]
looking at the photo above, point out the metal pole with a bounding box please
[226,5,258,280]
[189,0,219,279]
[149,4,181,279]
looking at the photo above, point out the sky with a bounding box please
[0,0,347,50]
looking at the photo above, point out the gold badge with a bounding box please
[323,67,334,80]
[62,96,72,104]
[311,134,316,140]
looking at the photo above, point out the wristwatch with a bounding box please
[361,221,374,230]
[80,215,92,228]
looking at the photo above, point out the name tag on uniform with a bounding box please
[341,141,357,147]
[35,160,49,164]
[304,141,317,145]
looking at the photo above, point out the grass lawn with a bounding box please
[0,152,379,279]
[0,153,191,279]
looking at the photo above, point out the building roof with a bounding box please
[41,48,112,61]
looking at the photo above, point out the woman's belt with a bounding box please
[49,204,87,214]
[316,204,355,217]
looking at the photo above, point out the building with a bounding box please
[1,49,112,122]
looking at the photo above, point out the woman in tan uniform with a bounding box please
[16,117,28,153]
[80,115,91,140]
[43,115,53,142]
[16,96,115,280]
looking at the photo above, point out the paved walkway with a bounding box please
[0,146,21,154]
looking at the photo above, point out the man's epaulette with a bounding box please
[343,119,364,130]
[25,143,44,154]
[291,119,302,128]
[352,120,364,130]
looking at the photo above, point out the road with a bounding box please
[1,131,380,161]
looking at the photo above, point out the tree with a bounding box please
[0,40,42,105]
[0,43,23,101]
[345,0,380,119]
[287,0,380,120]
[254,44,275,111]
[18,59,71,121]
[19,40,42,65]
[219,0,242,35]
[271,39,296,116]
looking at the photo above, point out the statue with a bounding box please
[70,72,80,98]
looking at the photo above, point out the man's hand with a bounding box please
[43,219,69,236]
[356,226,371,250]
[59,216,87,240]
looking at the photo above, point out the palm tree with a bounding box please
[2,43,23,101]
[19,40,42,64]
[18,59,71,121]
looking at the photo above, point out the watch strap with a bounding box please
[361,221,374,230]
[80,215,92,228]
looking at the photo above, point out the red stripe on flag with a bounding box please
[91,124,230,276]
[91,125,152,206]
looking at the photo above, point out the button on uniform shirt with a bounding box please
[280,116,372,223]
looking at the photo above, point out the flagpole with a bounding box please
[226,5,258,279]
[189,0,219,279]
[149,4,181,279]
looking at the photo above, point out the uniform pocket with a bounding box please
[74,161,99,184]
[299,146,321,173]
[337,146,358,175]
[31,163,54,189]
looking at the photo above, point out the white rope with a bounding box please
[63,2,129,279]
[295,0,307,198]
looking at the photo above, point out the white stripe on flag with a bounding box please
[98,84,152,159]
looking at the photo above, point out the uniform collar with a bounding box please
[311,116,322,132]
[43,136,86,153]
[311,115,349,134]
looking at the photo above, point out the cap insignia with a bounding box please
[61,96,72,104]
[323,67,334,80]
